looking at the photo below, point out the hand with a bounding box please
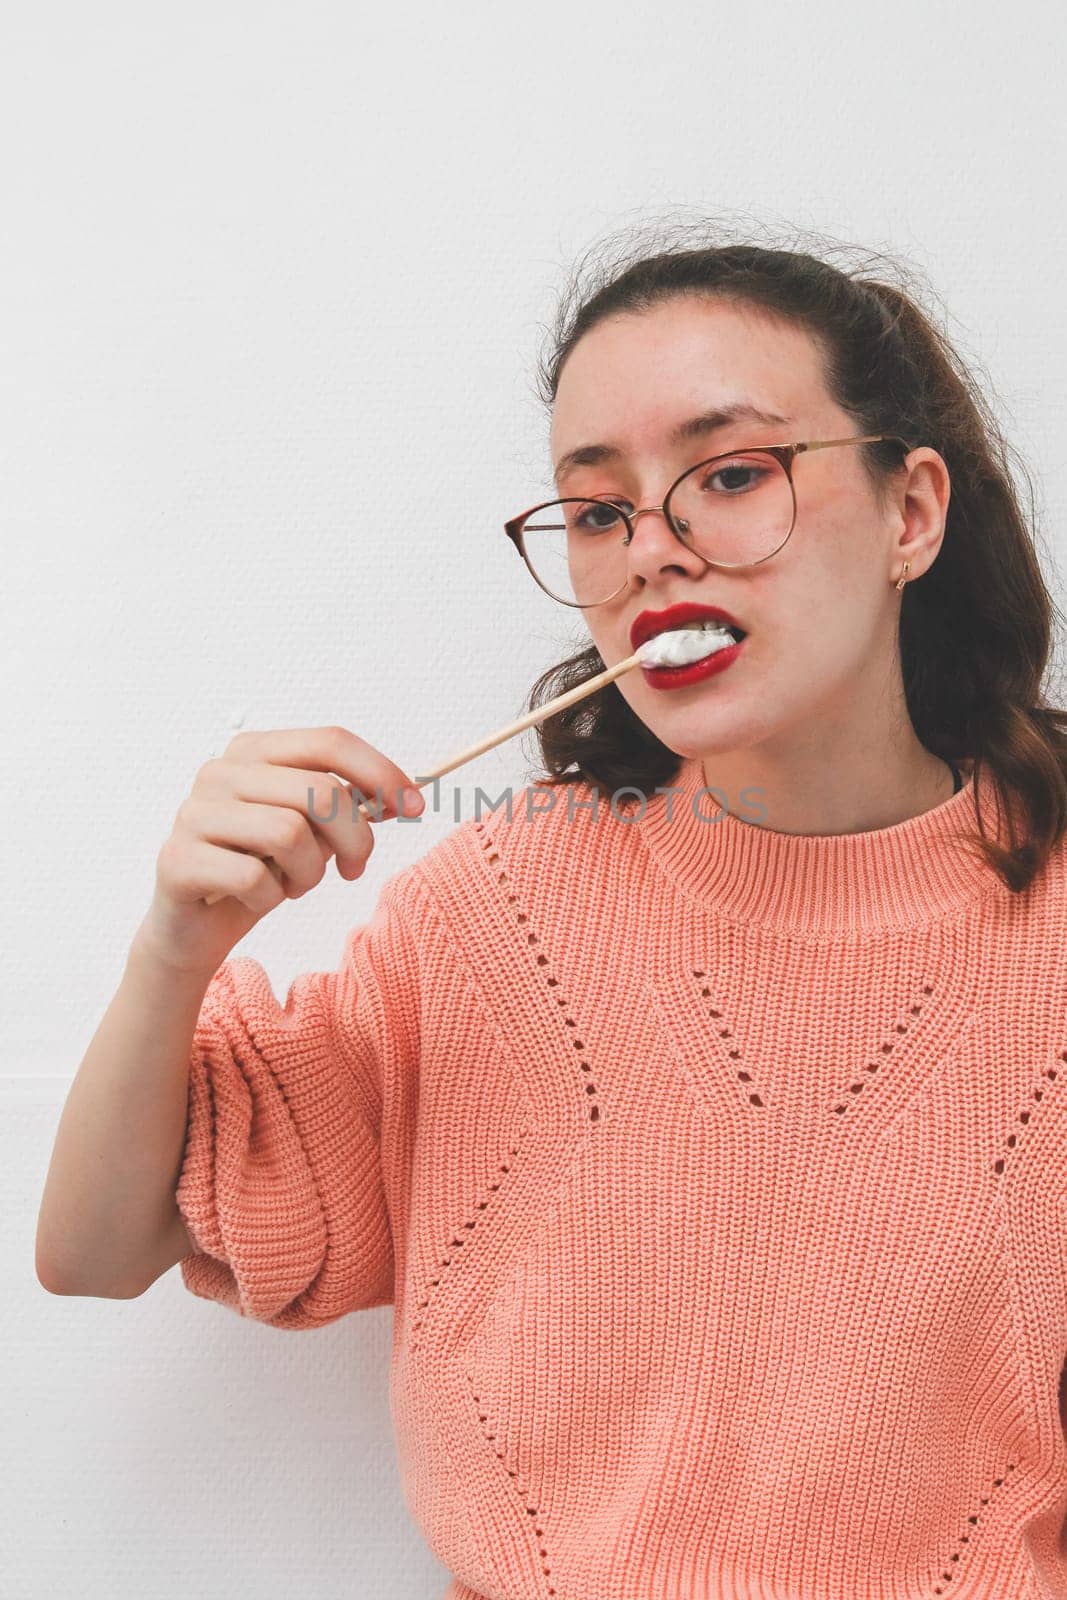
[130,726,422,977]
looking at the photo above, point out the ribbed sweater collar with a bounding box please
[636,754,1012,935]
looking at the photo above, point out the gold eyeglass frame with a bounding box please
[504,434,914,608]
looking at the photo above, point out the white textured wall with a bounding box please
[5,2,1065,1596]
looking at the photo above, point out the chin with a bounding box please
[643,711,762,758]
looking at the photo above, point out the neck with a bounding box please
[686,644,966,835]
[635,752,1005,936]
[696,741,965,838]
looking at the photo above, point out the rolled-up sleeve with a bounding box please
[175,864,423,1331]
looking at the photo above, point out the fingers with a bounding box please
[175,796,338,900]
[218,727,420,820]
[156,834,289,919]
[181,727,421,905]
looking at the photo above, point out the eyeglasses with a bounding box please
[504,434,913,608]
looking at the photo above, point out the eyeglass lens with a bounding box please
[519,451,794,605]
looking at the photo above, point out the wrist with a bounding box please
[126,925,222,990]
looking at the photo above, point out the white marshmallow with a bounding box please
[637,625,738,669]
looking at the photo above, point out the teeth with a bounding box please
[666,619,738,635]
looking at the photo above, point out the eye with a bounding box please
[573,499,628,532]
[700,458,771,493]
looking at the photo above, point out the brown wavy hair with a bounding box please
[522,217,1067,894]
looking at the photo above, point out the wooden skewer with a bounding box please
[401,646,647,790]
[202,646,649,906]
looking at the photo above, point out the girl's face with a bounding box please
[548,296,948,768]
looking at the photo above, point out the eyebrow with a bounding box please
[553,402,793,487]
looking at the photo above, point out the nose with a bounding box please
[623,503,706,583]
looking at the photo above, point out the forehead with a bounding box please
[549,298,827,454]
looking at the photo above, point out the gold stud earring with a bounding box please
[895,560,911,592]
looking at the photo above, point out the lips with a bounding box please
[629,602,747,652]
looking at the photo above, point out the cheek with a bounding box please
[745,597,879,690]
[584,615,628,664]
[769,612,887,706]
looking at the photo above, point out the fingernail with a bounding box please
[401,786,424,815]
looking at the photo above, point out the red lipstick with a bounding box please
[630,602,748,691]
[629,601,747,652]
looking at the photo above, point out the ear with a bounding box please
[891,448,951,581]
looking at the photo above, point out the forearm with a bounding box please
[35,938,216,1297]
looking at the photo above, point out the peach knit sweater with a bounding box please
[176,754,1067,1600]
